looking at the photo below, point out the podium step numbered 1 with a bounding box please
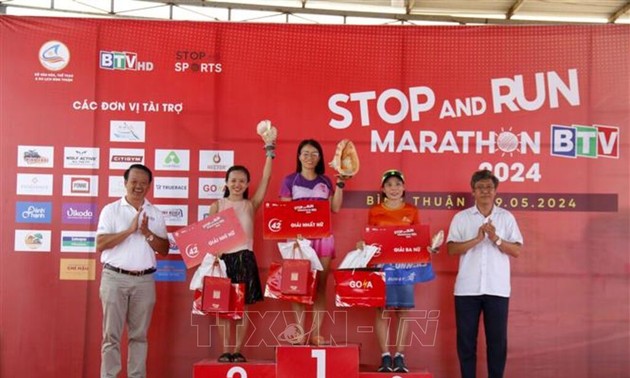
[276,345,360,378]
[193,345,432,378]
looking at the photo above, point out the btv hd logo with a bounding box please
[551,124,619,159]
[100,51,154,71]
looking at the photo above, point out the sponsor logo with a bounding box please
[154,260,187,282]
[153,177,189,199]
[64,147,100,169]
[16,174,54,196]
[100,51,154,71]
[155,205,188,226]
[60,231,96,252]
[17,146,54,167]
[109,148,145,170]
[112,155,142,162]
[14,230,51,252]
[155,149,190,171]
[71,178,90,193]
[185,243,200,259]
[268,218,282,232]
[62,203,97,224]
[25,233,44,248]
[39,41,70,71]
[59,259,96,280]
[110,120,145,142]
[174,50,222,73]
[348,280,374,289]
[393,228,418,238]
[16,202,52,223]
[199,150,234,172]
[62,175,98,197]
[294,204,319,214]
[198,177,225,199]
[551,124,619,159]
[108,176,126,198]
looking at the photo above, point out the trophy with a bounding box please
[428,229,444,253]
[329,139,359,178]
[256,119,278,157]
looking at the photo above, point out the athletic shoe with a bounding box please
[377,355,393,372]
[393,355,409,373]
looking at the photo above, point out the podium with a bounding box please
[277,345,359,378]
[193,345,433,378]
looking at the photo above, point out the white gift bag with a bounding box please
[189,253,228,291]
[338,244,380,269]
[277,238,324,271]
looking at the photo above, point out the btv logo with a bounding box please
[100,51,154,71]
[551,124,619,159]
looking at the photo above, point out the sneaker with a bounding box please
[377,355,393,372]
[231,352,247,363]
[393,355,409,373]
[217,352,232,363]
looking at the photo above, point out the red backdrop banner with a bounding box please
[1,16,628,377]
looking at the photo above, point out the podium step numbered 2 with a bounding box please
[193,345,432,378]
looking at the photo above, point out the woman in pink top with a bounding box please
[279,139,347,345]
[208,149,273,363]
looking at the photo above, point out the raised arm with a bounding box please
[251,154,273,211]
[330,176,348,213]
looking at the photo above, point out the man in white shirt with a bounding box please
[96,164,169,378]
[447,169,523,378]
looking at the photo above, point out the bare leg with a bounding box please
[311,257,331,344]
[217,317,231,354]
[290,301,306,344]
[375,307,390,353]
[234,306,249,353]
[395,309,410,354]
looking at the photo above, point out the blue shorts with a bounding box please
[382,263,436,285]
[385,284,415,309]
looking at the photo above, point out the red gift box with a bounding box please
[281,259,311,295]
[201,276,231,312]
[334,269,386,308]
[193,283,245,320]
[264,262,317,305]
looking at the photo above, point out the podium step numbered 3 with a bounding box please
[193,345,433,378]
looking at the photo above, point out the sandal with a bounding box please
[231,352,247,363]
[217,352,233,363]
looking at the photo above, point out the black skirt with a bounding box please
[220,249,264,304]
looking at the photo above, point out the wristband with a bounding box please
[264,144,276,159]
[336,181,345,189]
